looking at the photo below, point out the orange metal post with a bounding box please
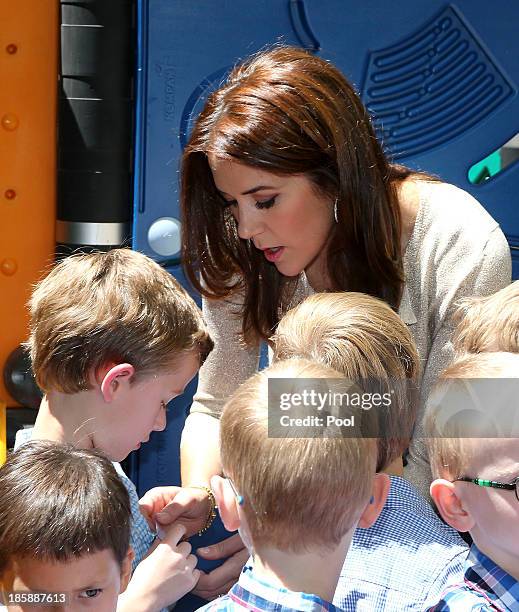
[0,402,5,465]
[0,2,57,406]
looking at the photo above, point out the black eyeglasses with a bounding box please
[453,477,519,501]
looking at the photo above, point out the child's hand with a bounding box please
[120,523,200,611]
[139,485,212,537]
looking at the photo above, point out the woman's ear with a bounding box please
[100,363,135,402]
[358,473,390,529]
[210,475,241,533]
[430,479,474,533]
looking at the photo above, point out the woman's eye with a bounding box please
[255,196,276,209]
[79,588,102,599]
[219,195,276,209]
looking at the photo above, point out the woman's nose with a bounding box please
[236,203,263,240]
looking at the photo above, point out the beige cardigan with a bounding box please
[191,181,512,499]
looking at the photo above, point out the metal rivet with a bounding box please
[1,114,19,131]
[1,259,18,276]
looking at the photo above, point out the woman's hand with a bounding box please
[118,523,200,611]
[193,533,248,600]
[139,485,211,538]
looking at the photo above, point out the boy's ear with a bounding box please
[0,564,14,593]
[358,473,390,529]
[119,547,135,593]
[430,479,474,532]
[210,475,241,533]
[100,364,135,402]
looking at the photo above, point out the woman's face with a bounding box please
[209,156,334,283]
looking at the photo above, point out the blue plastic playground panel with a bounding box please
[131,0,519,494]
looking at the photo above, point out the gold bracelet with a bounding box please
[189,485,217,535]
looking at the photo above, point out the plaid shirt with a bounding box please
[197,564,342,612]
[427,544,519,611]
[112,461,156,568]
[334,476,468,611]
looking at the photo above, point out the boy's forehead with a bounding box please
[147,350,200,387]
[8,549,120,592]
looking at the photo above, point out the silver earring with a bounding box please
[334,197,339,224]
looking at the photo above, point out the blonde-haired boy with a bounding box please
[452,280,519,354]
[427,352,519,611]
[273,292,468,611]
[198,358,386,611]
[17,248,213,611]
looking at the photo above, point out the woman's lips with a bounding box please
[263,247,285,262]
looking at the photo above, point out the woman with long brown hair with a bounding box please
[181,45,509,487]
[141,46,511,600]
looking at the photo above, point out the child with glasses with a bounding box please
[198,358,387,612]
[426,352,519,610]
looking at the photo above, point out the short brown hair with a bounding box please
[426,352,519,480]
[27,249,213,393]
[220,358,377,552]
[181,46,425,344]
[272,292,419,470]
[0,441,131,577]
[452,281,519,355]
